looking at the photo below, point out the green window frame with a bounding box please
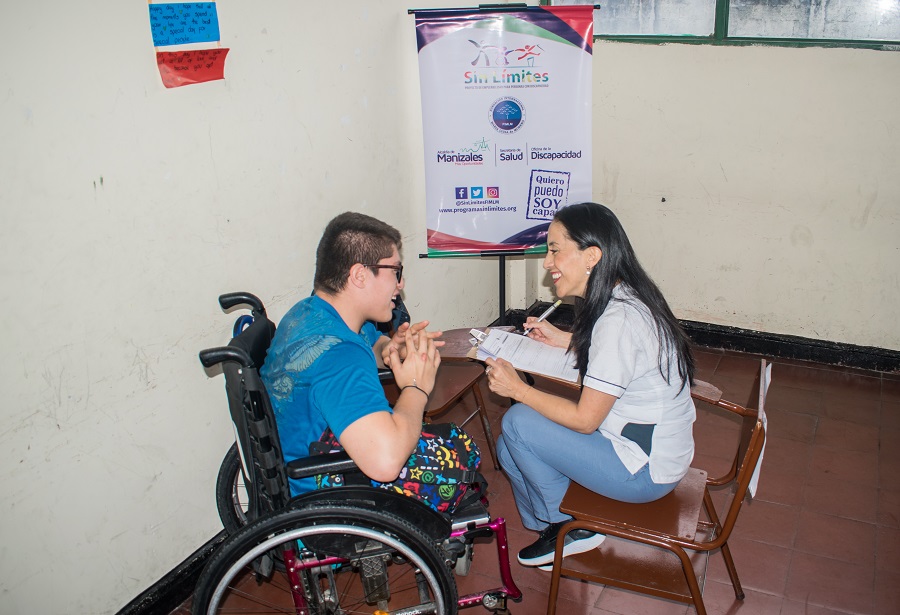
[542,0,900,50]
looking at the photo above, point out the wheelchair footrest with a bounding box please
[451,501,491,531]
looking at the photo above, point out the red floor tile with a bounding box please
[793,510,876,566]
[882,399,900,430]
[732,500,800,549]
[766,406,818,444]
[814,418,879,452]
[706,536,792,596]
[876,488,900,528]
[802,477,878,523]
[821,391,881,425]
[808,446,878,487]
[874,569,900,615]
[785,552,874,614]
[593,585,690,615]
[702,579,785,614]
[876,526,900,574]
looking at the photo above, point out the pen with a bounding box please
[523,299,562,335]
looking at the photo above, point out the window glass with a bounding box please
[550,0,716,36]
[729,0,900,41]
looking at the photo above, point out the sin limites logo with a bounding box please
[463,41,549,87]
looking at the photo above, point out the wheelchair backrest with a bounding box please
[200,302,289,522]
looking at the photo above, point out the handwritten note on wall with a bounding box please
[149,2,221,47]
[148,2,228,88]
[156,49,229,88]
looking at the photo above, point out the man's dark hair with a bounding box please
[314,212,402,294]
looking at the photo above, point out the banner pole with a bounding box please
[419,249,528,325]
[499,255,506,325]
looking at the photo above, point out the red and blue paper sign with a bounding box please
[149,2,228,88]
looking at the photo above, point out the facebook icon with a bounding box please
[455,187,468,199]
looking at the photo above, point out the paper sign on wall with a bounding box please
[156,48,229,88]
[149,2,220,46]
[148,2,228,88]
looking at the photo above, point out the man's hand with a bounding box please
[381,320,444,367]
[388,328,441,394]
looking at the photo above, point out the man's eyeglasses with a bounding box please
[364,263,403,283]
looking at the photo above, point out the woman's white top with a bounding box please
[583,285,696,484]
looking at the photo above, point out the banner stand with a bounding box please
[412,3,597,325]
[407,3,530,17]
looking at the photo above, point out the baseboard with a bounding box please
[499,302,900,374]
[678,320,899,373]
[115,532,226,615]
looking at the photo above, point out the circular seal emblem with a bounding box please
[490,97,525,134]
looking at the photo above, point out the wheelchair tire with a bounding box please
[215,444,252,534]
[192,501,458,615]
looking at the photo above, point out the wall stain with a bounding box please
[790,225,813,247]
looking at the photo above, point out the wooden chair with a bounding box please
[546,359,769,615]
[382,362,499,470]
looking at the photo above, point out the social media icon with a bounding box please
[470,186,484,199]
[455,187,468,199]
[486,187,499,198]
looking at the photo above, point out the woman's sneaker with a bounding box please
[517,521,606,567]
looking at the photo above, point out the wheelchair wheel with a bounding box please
[215,444,252,534]
[192,501,458,615]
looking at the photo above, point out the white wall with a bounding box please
[527,42,900,350]
[0,2,897,613]
[0,2,497,613]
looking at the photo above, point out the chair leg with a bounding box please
[719,542,745,600]
[672,546,708,615]
[471,378,500,470]
[702,490,745,600]
[546,558,562,615]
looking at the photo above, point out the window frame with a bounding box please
[542,0,900,50]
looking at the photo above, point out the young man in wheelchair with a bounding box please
[195,212,522,615]
[261,211,444,495]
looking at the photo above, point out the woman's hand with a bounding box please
[523,318,571,348]
[484,358,529,401]
[389,329,441,395]
[382,320,444,367]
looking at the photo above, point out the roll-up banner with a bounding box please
[414,6,594,256]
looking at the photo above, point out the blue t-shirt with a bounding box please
[260,295,388,495]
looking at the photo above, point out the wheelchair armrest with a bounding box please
[199,346,253,369]
[287,451,361,480]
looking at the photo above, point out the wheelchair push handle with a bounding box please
[199,346,254,369]
[218,292,266,316]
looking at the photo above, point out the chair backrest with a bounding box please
[705,359,768,547]
[200,301,288,522]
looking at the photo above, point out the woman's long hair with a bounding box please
[554,202,694,389]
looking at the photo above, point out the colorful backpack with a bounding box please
[310,422,483,514]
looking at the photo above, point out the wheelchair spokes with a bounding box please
[216,443,251,535]
[194,504,457,615]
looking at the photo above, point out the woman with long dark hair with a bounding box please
[485,202,696,567]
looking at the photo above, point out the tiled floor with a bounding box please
[171,347,900,615]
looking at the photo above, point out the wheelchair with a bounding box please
[195,292,523,615]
